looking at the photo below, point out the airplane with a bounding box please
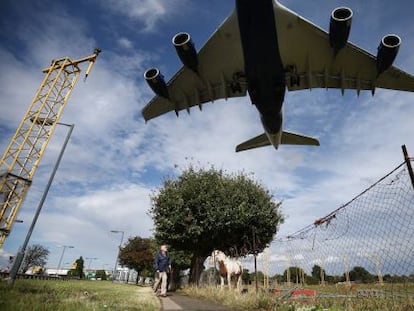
[142,0,414,152]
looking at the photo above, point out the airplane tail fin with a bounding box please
[235,131,320,152]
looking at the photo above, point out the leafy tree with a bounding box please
[150,166,284,285]
[348,266,375,283]
[119,236,154,283]
[68,256,85,278]
[325,274,341,285]
[271,274,284,285]
[242,269,251,284]
[95,269,107,280]
[21,244,49,273]
[311,265,324,279]
[307,264,326,285]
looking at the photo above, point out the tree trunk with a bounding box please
[188,255,206,286]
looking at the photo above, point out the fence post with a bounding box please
[401,145,414,191]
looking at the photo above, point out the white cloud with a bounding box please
[270,254,289,263]
[118,37,134,50]
[100,0,188,32]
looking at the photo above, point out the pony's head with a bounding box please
[211,250,226,262]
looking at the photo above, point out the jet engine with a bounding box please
[329,7,353,53]
[144,68,169,98]
[172,32,198,72]
[376,34,401,75]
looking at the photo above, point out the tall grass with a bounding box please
[182,286,275,310]
[0,279,160,311]
[182,284,414,311]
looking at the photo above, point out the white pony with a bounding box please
[211,250,242,291]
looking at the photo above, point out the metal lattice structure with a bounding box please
[0,49,100,247]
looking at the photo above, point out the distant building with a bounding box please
[45,268,69,276]
[25,266,44,275]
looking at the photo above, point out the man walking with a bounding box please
[153,245,171,297]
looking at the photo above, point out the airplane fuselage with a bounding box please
[236,0,286,147]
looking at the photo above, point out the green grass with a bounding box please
[0,279,160,311]
[182,284,414,311]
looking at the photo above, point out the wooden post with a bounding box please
[402,145,414,191]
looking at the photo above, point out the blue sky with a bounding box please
[1,0,414,271]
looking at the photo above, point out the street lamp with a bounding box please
[110,230,124,282]
[8,122,75,285]
[56,245,74,274]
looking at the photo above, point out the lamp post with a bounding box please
[8,122,75,285]
[57,245,74,274]
[110,230,124,282]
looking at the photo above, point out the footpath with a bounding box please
[161,293,240,311]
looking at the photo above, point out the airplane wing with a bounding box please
[142,10,247,122]
[275,2,414,93]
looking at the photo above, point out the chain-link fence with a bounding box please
[264,157,414,308]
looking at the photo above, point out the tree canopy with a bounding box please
[150,166,284,284]
[119,236,154,275]
[307,264,326,285]
[95,269,107,280]
[348,266,375,283]
[21,244,49,273]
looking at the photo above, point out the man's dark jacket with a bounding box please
[153,251,171,272]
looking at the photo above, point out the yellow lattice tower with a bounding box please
[0,49,101,247]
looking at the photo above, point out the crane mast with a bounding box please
[0,49,101,247]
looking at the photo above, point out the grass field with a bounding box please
[182,283,414,311]
[0,279,160,311]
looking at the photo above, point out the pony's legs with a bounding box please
[237,275,242,292]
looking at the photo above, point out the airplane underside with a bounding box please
[235,0,318,151]
[142,0,413,153]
